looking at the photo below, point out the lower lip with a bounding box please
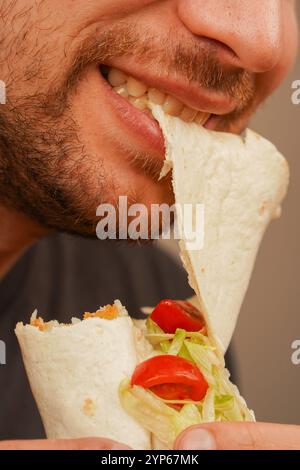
[97,69,165,157]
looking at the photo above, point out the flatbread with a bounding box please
[152,106,289,353]
[15,304,151,450]
[15,108,288,448]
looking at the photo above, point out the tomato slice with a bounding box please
[131,355,208,402]
[150,299,205,334]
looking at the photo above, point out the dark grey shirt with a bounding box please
[0,234,196,440]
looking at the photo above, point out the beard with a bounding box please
[0,106,104,236]
[0,23,255,237]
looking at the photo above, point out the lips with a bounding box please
[101,66,211,127]
[95,64,243,163]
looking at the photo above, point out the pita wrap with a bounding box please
[151,105,289,353]
[15,301,151,450]
[15,106,288,450]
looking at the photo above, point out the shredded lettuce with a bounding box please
[215,394,234,412]
[146,318,164,334]
[202,389,215,422]
[183,340,219,385]
[160,340,172,353]
[119,379,178,449]
[168,329,186,355]
[173,404,202,437]
[119,320,255,449]
[176,341,193,363]
[145,318,173,352]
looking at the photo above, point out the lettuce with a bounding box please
[119,321,255,448]
[119,379,178,449]
[202,388,215,422]
[173,404,202,437]
[183,341,218,385]
[146,318,164,334]
[168,329,186,355]
[119,380,205,449]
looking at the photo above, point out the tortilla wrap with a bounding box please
[15,302,151,449]
[15,107,288,449]
[152,105,289,353]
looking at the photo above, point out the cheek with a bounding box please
[52,0,157,19]
[1,0,155,97]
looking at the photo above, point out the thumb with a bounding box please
[174,422,300,450]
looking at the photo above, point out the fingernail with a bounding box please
[176,428,217,450]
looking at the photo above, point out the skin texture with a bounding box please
[0,0,298,450]
[0,0,297,236]
[175,422,300,450]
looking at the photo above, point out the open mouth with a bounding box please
[100,65,211,127]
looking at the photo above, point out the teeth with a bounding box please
[148,88,166,105]
[180,106,198,123]
[108,68,127,87]
[105,67,211,126]
[195,112,210,125]
[114,85,129,99]
[129,96,148,111]
[127,77,148,98]
[163,96,184,116]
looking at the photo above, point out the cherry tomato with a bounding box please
[150,299,205,333]
[131,355,208,401]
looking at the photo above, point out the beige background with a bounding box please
[232,6,300,424]
[162,6,300,424]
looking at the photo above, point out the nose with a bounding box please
[177,0,283,73]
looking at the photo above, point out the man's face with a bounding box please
[0,0,298,236]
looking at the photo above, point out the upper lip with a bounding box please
[103,59,237,116]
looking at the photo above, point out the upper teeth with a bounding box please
[106,67,210,125]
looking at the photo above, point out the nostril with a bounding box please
[177,0,284,75]
[196,36,239,63]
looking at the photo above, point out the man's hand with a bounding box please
[0,438,131,450]
[175,422,300,450]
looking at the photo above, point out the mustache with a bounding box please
[46,23,255,116]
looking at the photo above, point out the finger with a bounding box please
[0,437,131,450]
[174,422,300,450]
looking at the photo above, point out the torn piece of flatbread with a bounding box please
[15,302,151,450]
[152,105,289,353]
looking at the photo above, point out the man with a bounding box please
[0,0,299,450]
